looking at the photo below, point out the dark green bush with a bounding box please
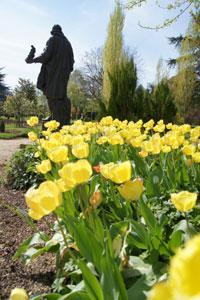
[0,120,5,132]
[4,145,43,190]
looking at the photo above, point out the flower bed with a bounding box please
[10,116,199,300]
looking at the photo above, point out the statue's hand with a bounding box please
[31,45,36,53]
[25,45,36,63]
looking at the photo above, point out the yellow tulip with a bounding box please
[25,188,45,219]
[72,159,93,184]
[100,116,113,126]
[170,191,197,212]
[101,162,130,183]
[153,124,165,133]
[72,142,89,158]
[148,282,172,300]
[143,119,154,129]
[36,159,52,174]
[9,288,28,300]
[27,116,38,127]
[25,181,62,220]
[192,152,200,163]
[59,159,92,186]
[108,134,124,145]
[47,146,68,163]
[169,234,200,297]
[28,131,37,142]
[118,178,144,201]
[182,144,196,156]
[166,123,173,130]
[58,163,77,188]
[99,162,115,179]
[56,178,73,192]
[162,145,171,153]
[139,150,148,158]
[71,135,84,145]
[97,136,108,145]
[44,120,60,131]
[42,139,61,151]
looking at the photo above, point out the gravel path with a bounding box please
[0,139,30,165]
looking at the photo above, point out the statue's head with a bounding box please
[51,24,62,35]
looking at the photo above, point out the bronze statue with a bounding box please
[26,24,74,126]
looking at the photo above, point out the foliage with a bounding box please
[103,2,125,109]
[4,95,29,116]
[68,73,88,119]
[0,120,5,132]
[15,78,38,105]
[2,78,48,124]
[149,79,177,122]
[107,52,137,120]
[68,70,100,119]
[3,95,34,125]
[168,13,200,123]
[0,67,9,102]
[11,116,200,299]
[124,0,200,29]
[4,145,43,190]
[82,48,103,101]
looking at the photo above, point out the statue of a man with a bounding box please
[26,24,74,126]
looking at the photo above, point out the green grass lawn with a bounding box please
[0,122,41,139]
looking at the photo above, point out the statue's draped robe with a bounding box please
[34,32,74,99]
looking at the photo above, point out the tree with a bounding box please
[82,48,103,101]
[0,68,9,102]
[134,84,147,120]
[68,81,86,119]
[3,95,34,125]
[108,52,137,120]
[3,78,39,125]
[68,69,100,119]
[68,70,88,119]
[125,0,200,29]
[15,78,37,105]
[35,92,49,119]
[149,79,177,122]
[103,2,125,109]
[168,13,200,122]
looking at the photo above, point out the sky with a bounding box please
[0,0,191,89]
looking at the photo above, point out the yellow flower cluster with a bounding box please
[27,116,200,163]
[148,234,200,300]
[25,116,199,221]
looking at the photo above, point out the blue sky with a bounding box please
[0,0,190,89]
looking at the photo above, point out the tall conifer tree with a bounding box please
[103,2,124,109]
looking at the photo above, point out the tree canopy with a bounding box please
[0,68,9,102]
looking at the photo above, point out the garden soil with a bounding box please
[0,141,55,299]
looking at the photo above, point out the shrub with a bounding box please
[0,120,5,132]
[4,145,43,190]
